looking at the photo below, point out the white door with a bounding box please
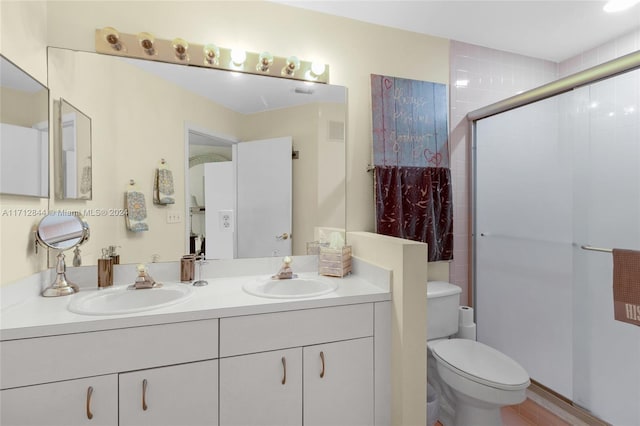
[236,137,292,258]
[205,161,236,259]
[303,337,374,426]
[0,375,118,426]
[119,360,218,426]
[219,348,302,426]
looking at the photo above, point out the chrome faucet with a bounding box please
[272,256,297,280]
[131,264,160,289]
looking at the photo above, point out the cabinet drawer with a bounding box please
[220,304,373,357]
[0,319,218,389]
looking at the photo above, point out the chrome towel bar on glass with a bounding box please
[581,245,613,253]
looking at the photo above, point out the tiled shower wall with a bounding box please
[448,28,640,305]
[448,41,557,305]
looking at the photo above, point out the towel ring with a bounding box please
[129,179,135,186]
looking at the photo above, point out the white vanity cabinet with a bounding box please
[218,303,376,426]
[220,348,303,425]
[0,375,118,426]
[119,359,219,426]
[303,337,374,426]
[0,319,219,426]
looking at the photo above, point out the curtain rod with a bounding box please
[467,49,640,122]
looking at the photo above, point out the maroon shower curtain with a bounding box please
[375,166,453,262]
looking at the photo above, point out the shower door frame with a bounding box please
[467,49,640,310]
[467,49,640,419]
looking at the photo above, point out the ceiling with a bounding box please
[273,1,640,62]
[121,56,345,115]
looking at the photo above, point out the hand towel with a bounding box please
[80,165,92,195]
[125,186,149,232]
[153,162,175,205]
[612,248,640,327]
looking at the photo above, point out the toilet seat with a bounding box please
[431,339,530,391]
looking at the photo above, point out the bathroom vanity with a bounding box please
[0,262,391,426]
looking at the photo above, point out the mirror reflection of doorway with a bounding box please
[187,127,233,258]
[187,127,292,260]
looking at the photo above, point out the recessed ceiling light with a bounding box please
[603,0,640,13]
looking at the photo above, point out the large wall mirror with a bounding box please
[47,47,346,265]
[0,54,49,198]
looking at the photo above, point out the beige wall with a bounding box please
[1,0,450,284]
[0,1,49,285]
[348,231,429,426]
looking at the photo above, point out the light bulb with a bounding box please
[282,56,300,77]
[230,49,247,66]
[310,62,326,77]
[102,27,124,52]
[203,44,220,66]
[256,52,274,72]
[172,38,189,61]
[138,32,156,56]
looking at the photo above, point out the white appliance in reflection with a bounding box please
[427,281,530,426]
[0,122,48,197]
[205,136,292,259]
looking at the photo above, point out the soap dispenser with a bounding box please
[97,248,114,289]
[108,245,120,265]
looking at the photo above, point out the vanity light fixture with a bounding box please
[203,44,220,66]
[138,32,156,56]
[172,38,189,62]
[257,52,274,72]
[102,27,125,52]
[95,28,330,83]
[282,56,300,77]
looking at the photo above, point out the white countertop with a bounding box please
[1,269,390,341]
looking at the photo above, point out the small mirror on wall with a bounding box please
[0,54,49,198]
[56,98,92,199]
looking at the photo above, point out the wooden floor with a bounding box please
[435,397,573,426]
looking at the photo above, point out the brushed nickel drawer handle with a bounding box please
[142,379,148,411]
[281,357,287,385]
[86,386,94,420]
[320,351,325,378]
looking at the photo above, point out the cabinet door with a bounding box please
[119,359,218,426]
[303,337,374,426]
[0,374,117,426]
[220,348,302,426]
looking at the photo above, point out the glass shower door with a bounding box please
[474,66,640,426]
[570,68,640,426]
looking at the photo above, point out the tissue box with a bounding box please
[319,245,352,277]
[306,241,329,255]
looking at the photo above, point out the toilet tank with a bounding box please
[427,281,462,340]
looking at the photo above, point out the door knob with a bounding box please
[276,233,290,240]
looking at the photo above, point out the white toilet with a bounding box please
[427,281,530,426]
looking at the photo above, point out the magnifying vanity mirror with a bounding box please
[35,213,90,296]
[46,47,347,266]
[0,54,49,198]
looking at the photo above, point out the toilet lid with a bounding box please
[431,339,530,390]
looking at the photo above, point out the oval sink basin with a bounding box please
[243,275,338,299]
[68,283,194,315]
